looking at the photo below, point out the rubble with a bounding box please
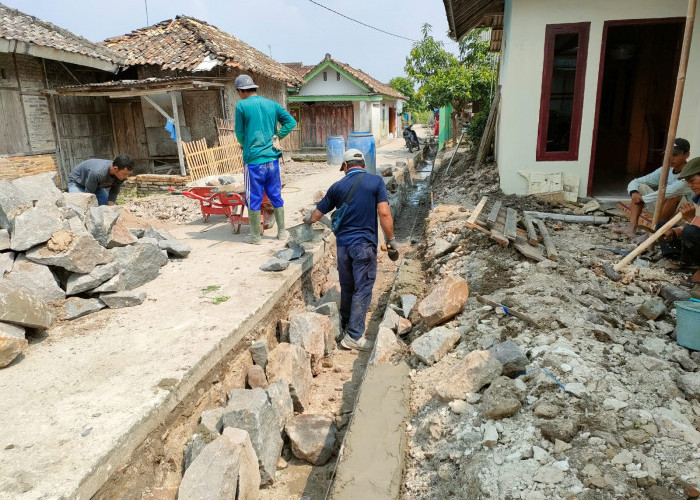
[266,343,313,412]
[410,326,460,365]
[99,291,146,308]
[0,321,27,368]
[221,388,283,485]
[285,414,337,465]
[260,257,290,272]
[416,275,469,327]
[435,349,503,402]
[178,427,260,500]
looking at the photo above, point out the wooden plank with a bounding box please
[490,206,509,246]
[617,201,654,230]
[486,200,501,228]
[170,92,186,176]
[476,86,501,166]
[523,214,538,245]
[514,233,545,262]
[533,218,558,261]
[504,207,517,241]
[467,196,488,227]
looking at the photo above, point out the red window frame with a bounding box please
[536,22,590,161]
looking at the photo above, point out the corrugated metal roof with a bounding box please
[0,2,122,64]
[52,76,226,95]
[103,16,303,85]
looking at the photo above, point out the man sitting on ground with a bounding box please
[663,157,700,289]
[68,155,134,206]
[614,138,692,238]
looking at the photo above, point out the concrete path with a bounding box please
[0,137,415,500]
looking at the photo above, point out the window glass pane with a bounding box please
[546,33,579,152]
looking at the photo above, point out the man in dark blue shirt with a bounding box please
[305,149,398,351]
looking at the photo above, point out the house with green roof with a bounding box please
[284,54,407,149]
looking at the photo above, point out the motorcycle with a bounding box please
[402,125,420,153]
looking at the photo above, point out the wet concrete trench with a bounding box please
[92,149,436,500]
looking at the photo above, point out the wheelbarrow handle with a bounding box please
[168,187,183,195]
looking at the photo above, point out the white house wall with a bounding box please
[498,0,700,197]
[299,68,365,96]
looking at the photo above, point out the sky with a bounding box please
[3,0,460,83]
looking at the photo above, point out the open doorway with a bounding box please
[589,19,684,197]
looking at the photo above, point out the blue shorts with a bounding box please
[244,160,284,211]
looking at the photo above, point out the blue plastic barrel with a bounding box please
[326,135,345,165]
[675,300,700,350]
[347,131,376,174]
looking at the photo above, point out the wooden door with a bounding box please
[110,100,150,174]
[389,107,396,134]
[300,104,354,148]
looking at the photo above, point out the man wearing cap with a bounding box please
[614,138,692,239]
[303,149,399,351]
[663,157,700,288]
[234,74,297,244]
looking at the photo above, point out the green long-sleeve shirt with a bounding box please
[235,95,296,165]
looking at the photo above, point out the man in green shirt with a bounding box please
[234,74,297,244]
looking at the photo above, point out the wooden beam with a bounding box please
[143,96,172,121]
[467,196,488,227]
[476,87,501,166]
[486,200,501,228]
[523,214,538,245]
[170,92,186,176]
[533,218,558,261]
[504,207,517,241]
[490,207,509,246]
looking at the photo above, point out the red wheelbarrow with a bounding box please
[168,186,275,234]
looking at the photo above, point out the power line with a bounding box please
[305,0,417,42]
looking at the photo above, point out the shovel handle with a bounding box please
[613,211,684,272]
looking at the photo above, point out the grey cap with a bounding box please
[678,156,700,179]
[235,74,258,90]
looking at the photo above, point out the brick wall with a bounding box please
[122,174,190,196]
[0,154,58,180]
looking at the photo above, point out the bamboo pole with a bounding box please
[614,212,683,272]
[171,92,187,176]
[652,0,696,226]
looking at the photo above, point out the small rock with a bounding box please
[260,257,290,272]
[0,251,14,276]
[397,317,412,336]
[249,340,269,370]
[379,306,401,332]
[660,284,691,303]
[533,466,564,484]
[481,376,522,420]
[490,340,528,377]
[410,326,461,365]
[0,322,27,368]
[158,238,191,258]
[638,297,667,320]
[401,294,417,318]
[64,298,105,320]
[448,400,468,414]
[0,229,9,251]
[482,422,498,447]
[368,327,401,366]
[99,291,146,308]
[247,365,268,388]
[436,349,502,402]
[285,414,336,465]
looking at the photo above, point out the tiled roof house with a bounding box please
[284,54,406,148]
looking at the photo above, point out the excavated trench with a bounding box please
[92,150,433,500]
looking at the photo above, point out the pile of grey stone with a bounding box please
[178,288,342,498]
[0,173,191,368]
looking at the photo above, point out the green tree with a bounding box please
[404,24,458,85]
[389,76,424,113]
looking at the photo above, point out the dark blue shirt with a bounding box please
[316,168,389,247]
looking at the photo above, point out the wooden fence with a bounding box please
[182,136,244,181]
[214,117,300,152]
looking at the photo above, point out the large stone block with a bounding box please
[65,262,120,295]
[249,340,269,371]
[315,301,342,344]
[435,349,502,402]
[285,414,337,465]
[178,427,260,500]
[288,312,331,375]
[417,276,469,327]
[0,321,27,368]
[315,284,341,309]
[490,340,529,378]
[100,291,146,308]
[6,254,65,302]
[25,231,113,273]
[158,238,191,257]
[64,298,105,320]
[9,206,65,251]
[0,179,30,230]
[379,306,401,332]
[266,380,294,433]
[221,388,283,485]
[85,205,120,247]
[411,326,461,365]
[12,173,63,208]
[91,272,125,293]
[106,218,138,248]
[109,242,168,290]
[0,229,9,251]
[266,343,312,412]
[368,327,402,366]
[0,251,14,276]
[62,192,98,218]
[0,280,54,329]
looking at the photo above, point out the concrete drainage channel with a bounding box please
[91,152,424,499]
